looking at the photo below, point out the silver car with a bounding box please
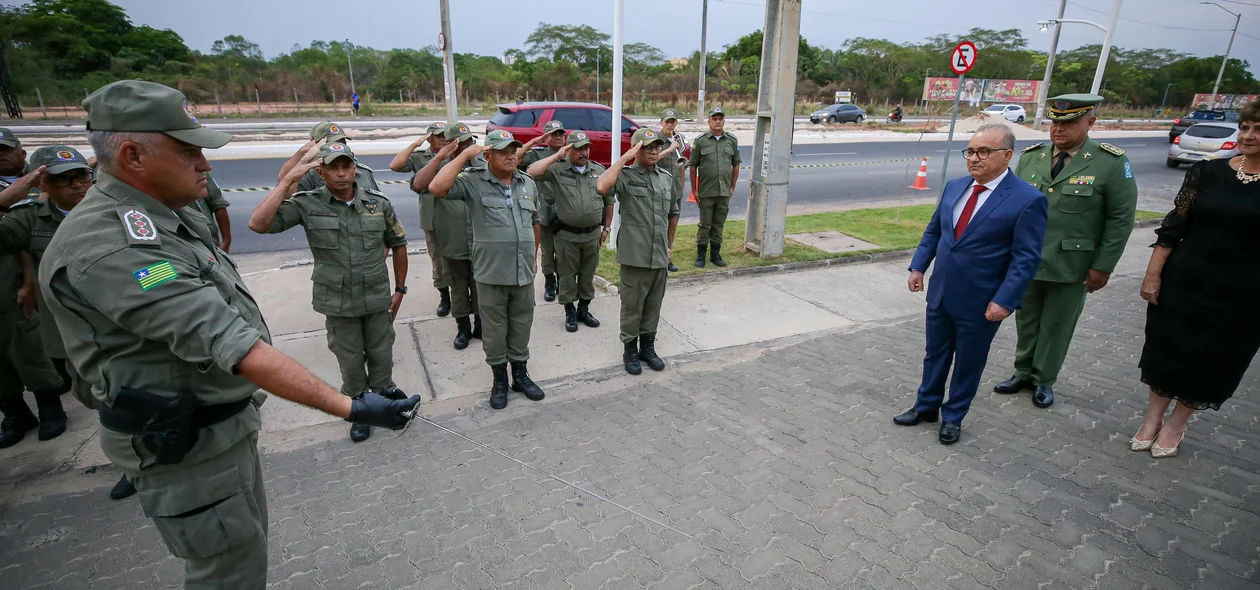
[1167,122,1240,167]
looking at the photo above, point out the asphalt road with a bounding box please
[213,137,1183,255]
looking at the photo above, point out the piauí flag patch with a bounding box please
[134,260,178,291]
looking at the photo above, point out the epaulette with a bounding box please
[8,197,39,210]
[1022,142,1045,153]
[355,160,374,170]
[659,169,674,179]
[1099,142,1125,156]
[114,201,161,247]
[364,188,389,199]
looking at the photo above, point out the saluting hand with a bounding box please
[283,160,321,186]
[298,138,327,165]
[463,144,491,159]
[523,135,545,149]
[435,139,460,160]
[622,141,643,162]
[555,144,571,160]
[985,302,1011,322]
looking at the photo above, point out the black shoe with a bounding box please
[436,288,451,317]
[33,389,67,441]
[0,397,40,448]
[710,244,727,267]
[623,339,642,375]
[639,332,665,371]
[350,423,372,442]
[453,316,473,350]
[695,245,707,268]
[471,314,483,339]
[892,408,939,426]
[1033,386,1055,408]
[510,361,545,401]
[564,303,579,333]
[109,475,137,500]
[939,422,962,445]
[490,364,509,409]
[667,262,679,272]
[993,376,1033,394]
[379,386,407,401]
[576,299,600,328]
[543,274,557,303]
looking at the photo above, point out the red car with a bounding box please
[487,101,687,166]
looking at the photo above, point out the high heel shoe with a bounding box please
[1130,424,1160,451]
[1150,431,1184,458]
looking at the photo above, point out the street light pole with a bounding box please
[1202,2,1241,108]
[1090,0,1122,95]
[1033,0,1066,130]
[346,41,356,95]
[697,0,708,119]
[1159,82,1172,116]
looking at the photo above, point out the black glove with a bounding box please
[347,392,421,430]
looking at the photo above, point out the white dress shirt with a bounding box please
[952,168,1008,230]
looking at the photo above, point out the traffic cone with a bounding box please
[908,157,930,191]
[687,189,697,204]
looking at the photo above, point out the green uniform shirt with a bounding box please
[522,147,560,225]
[608,163,680,269]
[38,171,270,475]
[402,149,438,231]
[297,158,380,193]
[688,132,741,198]
[446,166,541,287]
[265,184,408,317]
[432,156,481,261]
[192,172,229,244]
[1016,138,1138,282]
[0,197,70,356]
[533,159,613,244]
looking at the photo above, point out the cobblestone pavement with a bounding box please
[2,271,1258,589]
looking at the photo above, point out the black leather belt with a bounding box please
[555,221,601,234]
[99,397,251,435]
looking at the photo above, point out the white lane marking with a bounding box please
[797,151,859,156]
[1113,144,1146,147]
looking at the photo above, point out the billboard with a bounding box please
[923,77,1042,104]
[1191,94,1257,110]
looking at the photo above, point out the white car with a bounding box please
[1167,122,1239,167]
[984,104,1027,123]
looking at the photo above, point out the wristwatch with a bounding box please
[395,286,408,295]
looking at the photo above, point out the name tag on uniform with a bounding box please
[1066,176,1095,185]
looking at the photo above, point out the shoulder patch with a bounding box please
[1022,142,1045,153]
[115,204,162,247]
[133,260,178,291]
[1099,143,1125,156]
[9,197,38,209]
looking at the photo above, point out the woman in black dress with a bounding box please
[1133,101,1260,458]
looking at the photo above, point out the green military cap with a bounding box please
[485,129,523,150]
[0,127,19,148]
[566,130,592,148]
[631,127,670,148]
[661,108,678,122]
[83,80,231,149]
[425,121,448,135]
[707,105,725,117]
[1045,94,1103,121]
[443,121,475,142]
[310,121,348,142]
[29,145,90,175]
[318,141,355,164]
[542,120,564,135]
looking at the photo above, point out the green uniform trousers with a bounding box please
[424,231,448,290]
[555,237,599,304]
[540,230,557,276]
[0,310,63,401]
[53,357,97,410]
[324,311,396,396]
[133,433,268,589]
[443,257,479,319]
[1013,280,1088,388]
[619,265,667,344]
[696,196,731,247]
[477,282,534,366]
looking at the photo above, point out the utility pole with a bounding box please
[1032,1,1063,129]
[745,0,801,258]
[1202,2,1241,108]
[346,42,356,95]
[1158,82,1172,116]
[439,0,458,121]
[595,50,600,102]
[1090,0,1122,95]
[607,0,626,249]
[697,0,708,119]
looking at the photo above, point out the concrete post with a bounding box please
[35,88,47,118]
[697,0,708,119]
[1033,0,1066,130]
[608,0,626,249]
[440,0,458,122]
[744,0,801,258]
[1089,0,1122,95]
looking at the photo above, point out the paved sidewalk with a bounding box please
[1,228,1258,589]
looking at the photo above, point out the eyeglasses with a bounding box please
[47,170,93,187]
[642,145,664,153]
[961,147,1012,160]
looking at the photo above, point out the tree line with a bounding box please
[2,0,1257,115]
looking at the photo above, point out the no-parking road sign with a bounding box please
[950,41,978,75]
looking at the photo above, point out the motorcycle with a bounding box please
[886,112,903,123]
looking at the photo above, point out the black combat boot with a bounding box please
[453,316,473,350]
[564,303,579,333]
[510,361,545,401]
[33,387,67,441]
[0,396,39,448]
[639,332,666,371]
[623,339,642,375]
[695,245,707,268]
[543,273,558,302]
[577,299,600,327]
[379,386,407,400]
[110,475,137,500]
[350,422,371,442]
[471,314,483,339]
[436,288,451,317]
[668,261,679,272]
[489,364,510,409]
[709,244,727,267]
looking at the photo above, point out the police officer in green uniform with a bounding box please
[39,80,418,588]
[518,119,566,302]
[689,106,741,267]
[656,110,688,272]
[598,128,680,375]
[392,121,452,316]
[417,122,484,349]
[526,130,614,332]
[431,130,546,410]
[249,141,410,442]
[277,122,380,193]
[193,172,232,251]
[0,127,30,186]
[993,94,1138,407]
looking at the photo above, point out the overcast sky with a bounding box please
[11,0,1260,78]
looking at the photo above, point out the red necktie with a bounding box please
[954,184,986,240]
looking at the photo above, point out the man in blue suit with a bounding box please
[895,124,1048,445]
